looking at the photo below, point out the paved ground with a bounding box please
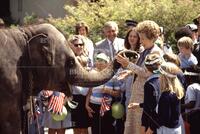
[44,128,73,134]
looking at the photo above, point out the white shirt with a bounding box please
[185,83,200,113]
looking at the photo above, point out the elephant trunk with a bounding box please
[66,59,119,87]
[65,50,139,87]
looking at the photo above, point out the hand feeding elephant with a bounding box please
[0,23,139,134]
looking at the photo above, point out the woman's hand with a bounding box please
[116,54,130,68]
[128,102,140,109]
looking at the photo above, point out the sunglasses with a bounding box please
[74,43,84,47]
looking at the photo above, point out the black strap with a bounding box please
[132,49,151,83]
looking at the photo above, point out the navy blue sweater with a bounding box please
[141,74,160,132]
[158,91,181,128]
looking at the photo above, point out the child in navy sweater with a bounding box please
[128,52,163,133]
[157,62,184,134]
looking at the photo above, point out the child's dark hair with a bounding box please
[174,27,192,41]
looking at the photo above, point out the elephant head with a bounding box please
[19,24,72,96]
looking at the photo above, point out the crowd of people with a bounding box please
[1,14,200,134]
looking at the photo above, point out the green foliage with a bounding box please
[24,13,38,25]
[47,0,200,50]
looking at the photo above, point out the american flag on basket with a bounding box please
[100,96,110,116]
[48,91,65,114]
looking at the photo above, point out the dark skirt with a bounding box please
[71,94,89,128]
[89,103,115,134]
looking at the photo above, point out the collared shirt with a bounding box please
[95,38,124,61]
[90,78,122,105]
[185,83,200,113]
[178,53,198,68]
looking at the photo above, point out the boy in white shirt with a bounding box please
[177,36,198,69]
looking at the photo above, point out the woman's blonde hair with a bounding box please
[159,62,184,99]
[136,20,160,41]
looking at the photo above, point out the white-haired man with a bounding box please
[94,21,125,61]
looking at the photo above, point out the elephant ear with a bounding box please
[27,33,55,66]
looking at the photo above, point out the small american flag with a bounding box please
[100,96,110,116]
[48,91,65,114]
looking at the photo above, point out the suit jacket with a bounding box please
[94,37,124,61]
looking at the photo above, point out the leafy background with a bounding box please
[24,0,200,52]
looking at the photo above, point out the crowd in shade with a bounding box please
[1,13,200,134]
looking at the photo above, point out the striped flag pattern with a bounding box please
[100,96,110,116]
[48,91,65,114]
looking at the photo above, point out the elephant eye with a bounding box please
[66,57,75,68]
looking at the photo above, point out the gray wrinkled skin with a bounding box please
[0,23,117,134]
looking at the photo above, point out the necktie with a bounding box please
[109,41,115,61]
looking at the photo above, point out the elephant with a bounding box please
[0,23,139,134]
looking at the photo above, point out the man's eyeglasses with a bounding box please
[74,43,84,47]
